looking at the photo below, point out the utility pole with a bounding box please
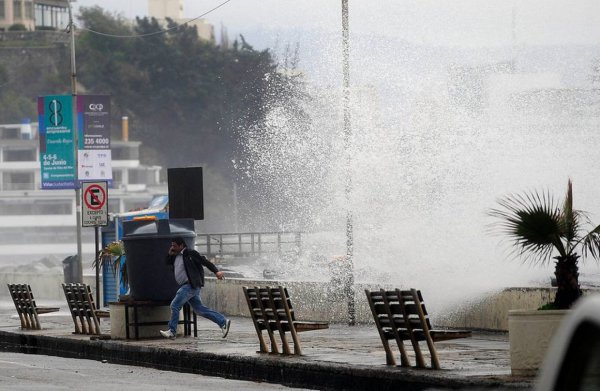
[342,0,355,326]
[67,1,83,282]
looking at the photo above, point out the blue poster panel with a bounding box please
[38,95,76,189]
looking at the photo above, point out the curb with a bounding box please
[0,331,530,390]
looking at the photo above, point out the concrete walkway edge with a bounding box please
[0,330,528,390]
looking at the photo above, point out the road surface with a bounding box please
[0,352,307,390]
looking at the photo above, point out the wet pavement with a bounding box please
[0,301,534,390]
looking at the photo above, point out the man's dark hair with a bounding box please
[172,237,187,247]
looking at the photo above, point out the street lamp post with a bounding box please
[342,0,355,326]
[67,2,83,283]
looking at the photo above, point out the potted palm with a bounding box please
[490,179,600,309]
[489,179,600,376]
[95,241,128,286]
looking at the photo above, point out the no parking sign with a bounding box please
[82,181,108,227]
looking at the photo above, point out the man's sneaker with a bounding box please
[160,329,175,339]
[221,319,231,338]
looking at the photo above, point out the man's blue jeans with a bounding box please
[168,283,226,333]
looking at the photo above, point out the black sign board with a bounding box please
[78,95,111,150]
[168,167,204,220]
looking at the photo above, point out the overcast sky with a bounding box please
[70,0,600,90]
[72,0,600,49]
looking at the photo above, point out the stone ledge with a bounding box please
[0,330,527,391]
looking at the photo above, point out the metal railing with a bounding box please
[195,231,302,258]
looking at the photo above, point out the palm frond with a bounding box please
[489,188,566,265]
[560,179,576,245]
[93,241,127,284]
[580,223,600,261]
[488,179,600,269]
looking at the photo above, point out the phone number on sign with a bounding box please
[84,138,109,145]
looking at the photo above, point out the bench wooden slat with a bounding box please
[366,287,413,366]
[429,330,472,341]
[95,309,110,318]
[244,286,275,353]
[36,307,60,314]
[7,283,59,330]
[62,283,108,336]
[243,285,329,355]
[365,288,472,369]
[294,321,329,332]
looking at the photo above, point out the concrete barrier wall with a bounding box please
[0,272,102,303]
[2,272,597,331]
[202,278,374,324]
[202,279,600,331]
[436,288,558,331]
[438,287,599,331]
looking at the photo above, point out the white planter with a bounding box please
[508,309,568,377]
[109,303,183,339]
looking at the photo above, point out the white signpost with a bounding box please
[82,181,108,227]
[81,180,108,307]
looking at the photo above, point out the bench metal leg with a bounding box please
[183,304,189,336]
[427,342,441,370]
[125,304,130,340]
[277,329,292,355]
[267,328,281,354]
[255,331,269,353]
[193,312,197,337]
[288,327,302,355]
[381,339,397,366]
[133,305,140,340]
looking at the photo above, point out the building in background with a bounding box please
[0,119,167,265]
[0,0,69,31]
[148,0,214,42]
[1,1,214,39]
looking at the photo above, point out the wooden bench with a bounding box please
[243,285,329,355]
[62,283,110,336]
[7,284,60,330]
[365,288,472,369]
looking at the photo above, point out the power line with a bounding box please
[78,0,234,39]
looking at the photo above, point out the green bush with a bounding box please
[8,24,27,31]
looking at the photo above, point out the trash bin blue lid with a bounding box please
[122,218,196,240]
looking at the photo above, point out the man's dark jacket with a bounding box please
[166,248,219,288]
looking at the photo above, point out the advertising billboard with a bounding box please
[38,95,76,189]
[77,95,112,185]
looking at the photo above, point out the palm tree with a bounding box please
[489,180,600,309]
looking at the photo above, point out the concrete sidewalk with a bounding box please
[0,301,533,390]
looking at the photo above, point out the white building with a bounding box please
[148,0,214,42]
[0,120,166,265]
[0,0,70,31]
